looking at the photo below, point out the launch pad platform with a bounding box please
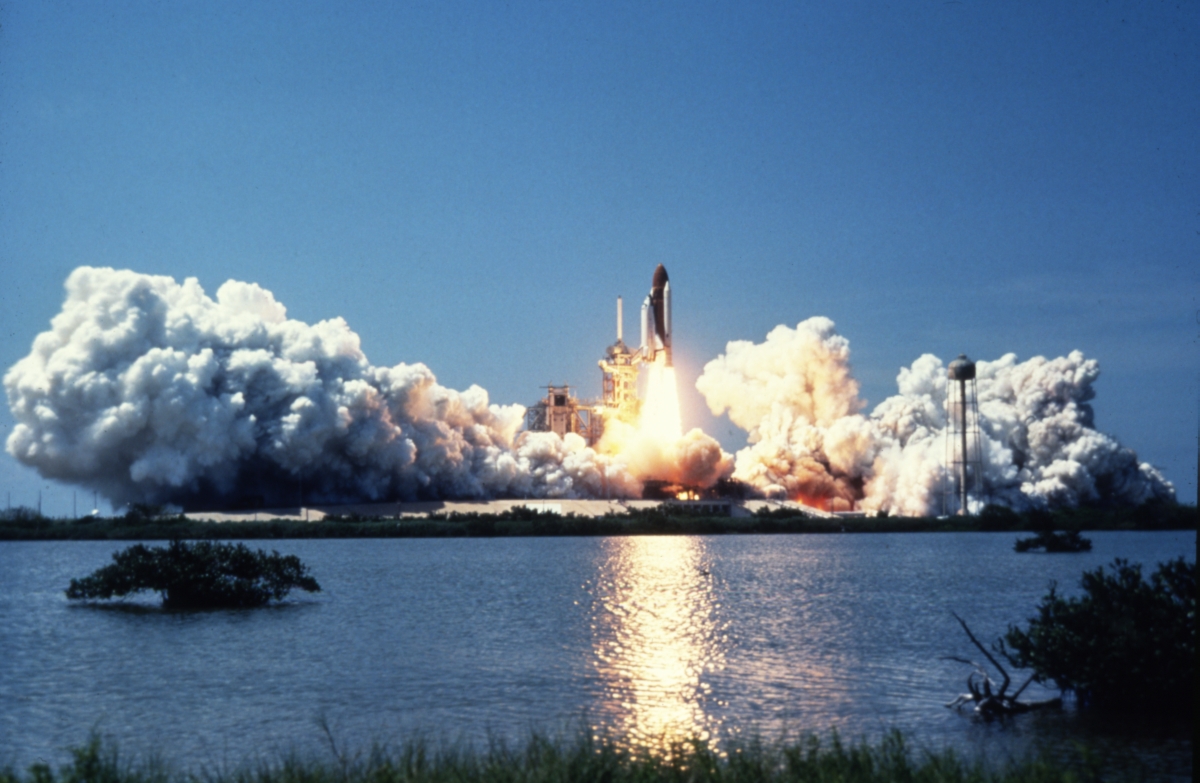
[184,498,835,523]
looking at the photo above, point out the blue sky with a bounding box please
[1,1,1196,513]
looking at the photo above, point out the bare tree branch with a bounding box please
[951,612,1010,695]
[945,612,1061,717]
[1010,673,1037,701]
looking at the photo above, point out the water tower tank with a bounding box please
[947,354,976,381]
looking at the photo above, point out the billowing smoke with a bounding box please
[697,317,1175,515]
[8,270,1170,515]
[5,267,653,507]
[597,418,734,490]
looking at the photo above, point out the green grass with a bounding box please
[0,731,1122,783]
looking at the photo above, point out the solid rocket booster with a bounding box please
[640,264,672,366]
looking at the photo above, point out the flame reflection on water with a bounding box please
[589,536,727,752]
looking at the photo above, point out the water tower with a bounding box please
[944,354,983,515]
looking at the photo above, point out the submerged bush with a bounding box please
[66,540,321,609]
[1001,557,1195,713]
[1013,530,1092,553]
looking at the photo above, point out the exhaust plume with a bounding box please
[5,268,654,507]
[9,270,1167,515]
[697,317,1175,514]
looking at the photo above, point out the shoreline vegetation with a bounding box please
[0,501,1193,541]
[0,729,1150,783]
[1,501,1194,541]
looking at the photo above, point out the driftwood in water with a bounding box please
[944,613,1061,717]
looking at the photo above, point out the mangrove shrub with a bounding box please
[1012,529,1092,553]
[1000,557,1195,713]
[66,540,321,609]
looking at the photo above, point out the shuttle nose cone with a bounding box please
[652,264,669,289]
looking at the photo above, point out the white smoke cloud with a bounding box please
[9,271,1171,515]
[695,318,871,509]
[698,318,1175,515]
[5,267,642,507]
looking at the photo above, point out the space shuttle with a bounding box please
[639,264,671,366]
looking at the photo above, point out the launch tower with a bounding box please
[598,296,642,425]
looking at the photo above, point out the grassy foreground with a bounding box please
[0,501,1193,541]
[0,731,1123,783]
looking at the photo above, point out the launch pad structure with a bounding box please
[523,384,603,443]
[186,497,840,523]
[526,264,676,447]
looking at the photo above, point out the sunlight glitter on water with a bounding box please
[589,536,726,752]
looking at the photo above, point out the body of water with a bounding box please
[0,531,1193,776]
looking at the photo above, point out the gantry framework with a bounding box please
[524,385,603,445]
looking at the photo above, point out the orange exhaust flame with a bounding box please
[789,491,854,512]
[639,363,682,443]
[594,360,733,491]
[789,491,828,511]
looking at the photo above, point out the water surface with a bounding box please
[0,531,1192,775]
